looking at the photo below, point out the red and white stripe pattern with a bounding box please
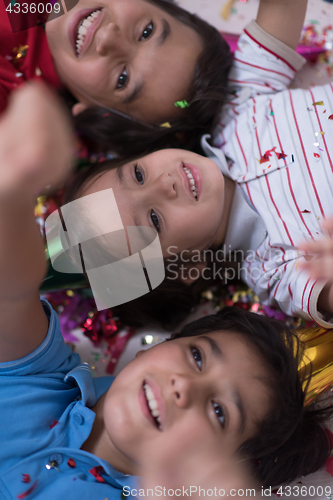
[208,23,333,327]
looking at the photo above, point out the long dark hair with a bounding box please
[63,0,232,158]
[171,307,333,487]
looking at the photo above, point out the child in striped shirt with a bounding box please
[65,0,333,330]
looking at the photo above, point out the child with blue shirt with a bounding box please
[1,82,333,499]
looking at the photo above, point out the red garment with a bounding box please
[0,0,62,113]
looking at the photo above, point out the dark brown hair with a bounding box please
[171,307,333,487]
[63,0,232,158]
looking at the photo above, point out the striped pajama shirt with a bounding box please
[202,21,333,327]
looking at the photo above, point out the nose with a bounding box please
[96,23,133,57]
[152,173,177,200]
[170,373,196,409]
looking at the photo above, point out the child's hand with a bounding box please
[298,218,333,282]
[139,421,255,499]
[0,82,74,197]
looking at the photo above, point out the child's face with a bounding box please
[103,330,271,471]
[45,0,203,123]
[83,149,226,257]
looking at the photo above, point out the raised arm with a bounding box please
[0,83,73,362]
[256,0,308,50]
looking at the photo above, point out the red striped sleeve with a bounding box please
[233,57,293,81]
[243,29,298,71]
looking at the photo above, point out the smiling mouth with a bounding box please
[183,164,198,200]
[143,382,161,430]
[75,9,102,56]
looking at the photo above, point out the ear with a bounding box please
[71,102,89,116]
[178,261,208,285]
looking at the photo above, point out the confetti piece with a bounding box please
[301,210,311,213]
[314,153,320,158]
[174,100,190,109]
[67,458,76,468]
[22,475,30,484]
[103,113,110,117]
[17,481,38,499]
[49,420,58,429]
[270,111,274,116]
[291,155,295,162]
[295,261,299,271]
[89,466,105,483]
[307,107,313,112]
[277,152,287,159]
[35,67,41,77]
[329,115,333,120]
[313,142,320,147]
[321,131,325,135]
[160,122,171,128]
[312,101,324,106]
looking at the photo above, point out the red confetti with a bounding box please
[329,115,333,120]
[277,152,287,159]
[326,456,333,477]
[89,466,105,483]
[314,153,320,158]
[103,113,110,117]
[301,210,311,213]
[17,480,38,499]
[49,420,58,429]
[21,474,30,484]
[272,488,281,497]
[67,458,76,468]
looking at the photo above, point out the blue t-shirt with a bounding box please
[0,301,139,499]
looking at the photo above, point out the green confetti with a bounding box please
[174,100,190,109]
[10,0,16,5]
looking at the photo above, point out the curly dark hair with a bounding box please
[63,0,232,158]
[170,307,333,487]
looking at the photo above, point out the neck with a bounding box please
[214,176,235,247]
[81,392,136,475]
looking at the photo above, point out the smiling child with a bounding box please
[0,0,231,156]
[0,84,332,498]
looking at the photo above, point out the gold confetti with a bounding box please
[295,261,299,271]
[312,101,324,106]
[160,122,171,128]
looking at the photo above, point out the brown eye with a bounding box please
[117,69,128,89]
[140,21,154,40]
[213,401,225,429]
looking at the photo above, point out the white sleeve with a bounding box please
[229,20,306,96]
[241,251,333,328]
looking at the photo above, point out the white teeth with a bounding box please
[75,9,102,56]
[183,166,197,199]
[144,383,161,424]
[78,25,88,36]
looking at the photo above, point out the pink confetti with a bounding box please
[314,153,320,158]
[17,481,38,499]
[67,458,76,468]
[89,466,105,483]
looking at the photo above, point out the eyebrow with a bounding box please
[122,19,171,106]
[157,18,171,46]
[233,389,246,434]
[199,336,223,358]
